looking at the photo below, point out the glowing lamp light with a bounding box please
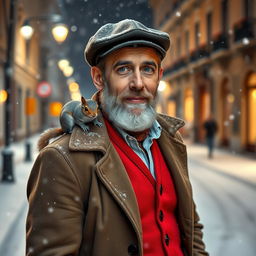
[252,89,256,99]
[69,82,79,92]
[158,80,167,92]
[20,24,34,40]
[227,93,235,103]
[58,59,70,70]
[63,66,74,77]
[71,92,81,101]
[49,102,63,116]
[0,90,8,103]
[51,24,69,43]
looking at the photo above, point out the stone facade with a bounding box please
[150,0,256,153]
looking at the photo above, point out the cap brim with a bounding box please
[95,40,166,64]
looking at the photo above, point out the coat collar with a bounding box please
[68,111,185,152]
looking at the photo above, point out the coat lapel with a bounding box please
[157,116,193,241]
[68,115,143,248]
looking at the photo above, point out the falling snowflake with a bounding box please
[42,178,48,184]
[229,114,235,120]
[74,196,80,202]
[48,207,54,213]
[28,247,34,253]
[71,25,78,32]
[176,11,181,17]
[224,121,229,126]
[93,18,98,24]
[242,38,250,45]
[42,238,49,245]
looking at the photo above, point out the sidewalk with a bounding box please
[0,137,255,255]
[186,142,256,187]
[0,135,40,255]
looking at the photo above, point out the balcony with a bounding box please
[189,44,210,63]
[164,56,188,76]
[233,18,254,43]
[212,33,229,52]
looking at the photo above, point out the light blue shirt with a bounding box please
[116,121,162,179]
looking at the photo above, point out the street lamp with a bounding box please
[51,23,69,43]
[20,14,69,43]
[19,15,68,162]
[2,0,16,182]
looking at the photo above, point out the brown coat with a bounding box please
[26,113,208,256]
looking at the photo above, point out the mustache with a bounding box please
[118,90,154,100]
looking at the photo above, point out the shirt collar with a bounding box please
[116,120,162,144]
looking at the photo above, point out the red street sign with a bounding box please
[37,81,52,98]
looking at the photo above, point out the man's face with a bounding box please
[102,47,163,113]
[92,47,163,132]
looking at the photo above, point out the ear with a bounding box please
[91,66,105,90]
[159,67,163,80]
[81,96,87,106]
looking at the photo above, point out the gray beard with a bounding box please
[101,86,158,132]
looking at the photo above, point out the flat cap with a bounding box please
[84,19,170,66]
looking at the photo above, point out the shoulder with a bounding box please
[157,113,185,143]
[157,113,185,133]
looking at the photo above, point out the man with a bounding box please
[203,114,218,159]
[26,19,208,256]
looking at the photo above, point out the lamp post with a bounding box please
[1,0,16,182]
[19,15,69,161]
[20,14,69,43]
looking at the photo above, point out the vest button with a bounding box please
[159,210,164,221]
[128,244,138,255]
[159,184,163,195]
[165,234,170,246]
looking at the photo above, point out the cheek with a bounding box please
[108,78,129,96]
[146,79,159,95]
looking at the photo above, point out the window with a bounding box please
[221,0,229,34]
[207,12,212,47]
[185,31,189,55]
[247,73,256,145]
[195,22,200,48]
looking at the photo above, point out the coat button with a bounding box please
[165,234,170,246]
[159,184,163,195]
[159,210,164,221]
[128,244,138,255]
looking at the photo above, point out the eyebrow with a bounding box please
[113,61,132,69]
[113,60,158,69]
[142,61,157,68]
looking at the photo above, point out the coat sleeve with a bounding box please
[193,202,209,255]
[26,147,85,256]
[175,131,209,255]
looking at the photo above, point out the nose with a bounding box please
[129,69,144,91]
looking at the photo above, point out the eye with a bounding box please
[142,66,155,74]
[83,106,88,111]
[116,66,130,74]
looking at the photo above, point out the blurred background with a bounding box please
[0,0,256,255]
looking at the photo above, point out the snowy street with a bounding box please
[0,138,256,256]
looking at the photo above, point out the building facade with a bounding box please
[150,0,256,153]
[0,0,69,147]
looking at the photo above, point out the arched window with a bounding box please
[184,88,194,123]
[247,72,256,146]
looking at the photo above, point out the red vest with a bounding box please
[105,120,183,256]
